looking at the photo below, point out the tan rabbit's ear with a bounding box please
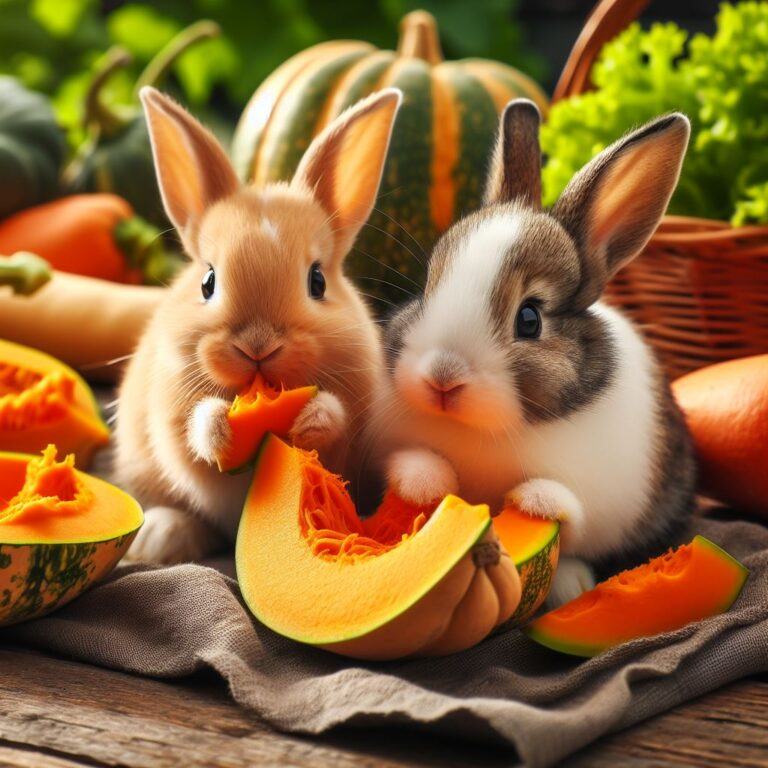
[291,88,402,260]
[484,99,542,208]
[140,86,239,246]
[553,113,690,310]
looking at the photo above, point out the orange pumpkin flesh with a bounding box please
[236,435,521,660]
[217,374,317,473]
[0,446,143,625]
[0,339,109,467]
[673,354,768,517]
[526,536,748,657]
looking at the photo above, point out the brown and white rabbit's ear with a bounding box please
[484,98,542,209]
[291,88,402,261]
[140,86,239,248]
[553,113,690,309]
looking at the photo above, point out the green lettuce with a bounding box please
[542,2,768,225]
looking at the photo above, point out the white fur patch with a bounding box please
[260,217,278,240]
[409,214,520,362]
[547,556,596,608]
[187,397,231,463]
[386,448,459,506]
[395,214,523,428]
[506,478,584,533]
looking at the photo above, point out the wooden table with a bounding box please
[1,647,766,767]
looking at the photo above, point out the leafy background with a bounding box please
[0,0,543,148]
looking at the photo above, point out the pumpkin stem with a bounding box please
[83,47,134,137]
[0,253,51,296]
[113,217,185,285]
[472,539,501,568]
[134,20,221,96]
[397,10,443,65]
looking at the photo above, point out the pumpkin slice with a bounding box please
[0,339,109,467]
[526,536,748,657]
[236,435,521,660]
[0,446,143,626]
[493,505,560,624]
[217,374,317,473]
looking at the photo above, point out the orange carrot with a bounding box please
[0,194,167,284]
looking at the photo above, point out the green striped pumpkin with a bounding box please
[231,11,548,309]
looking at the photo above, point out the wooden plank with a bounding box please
[0,745,91,768]
[0,646,766,767]
[564,677,768,767]
[0,648,511,768]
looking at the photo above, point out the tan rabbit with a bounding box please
[115,86,401,564]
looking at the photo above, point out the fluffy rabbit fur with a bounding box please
[371,100,696,606]
[115,86,401,564]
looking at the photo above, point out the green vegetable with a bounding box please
[63,21,220,228]
[0,252,52,295]
[0,77,66,219]
[542,2,768,225]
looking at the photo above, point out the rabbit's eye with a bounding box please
[201,266,216,301]
[515,303,541,339]
[308,261,326,300]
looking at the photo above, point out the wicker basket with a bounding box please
[553,0,768,380]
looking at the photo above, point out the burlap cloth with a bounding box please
[2,511,766,767]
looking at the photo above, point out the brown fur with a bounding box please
[483,99,542,208]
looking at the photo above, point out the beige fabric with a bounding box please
[2,517,766,767]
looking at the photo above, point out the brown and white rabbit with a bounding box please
[370,99,696,606]
[115,86,402,564]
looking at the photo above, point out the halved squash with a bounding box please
[526,536,748,657]
[217,374,317,473]
[0,339,109,467]
[493,505,559,624]
[236,435,522,660]
[0,446,143,626]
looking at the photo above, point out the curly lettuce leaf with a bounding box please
[542,2,768,225]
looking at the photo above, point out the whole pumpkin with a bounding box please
[0,78,66,219]
[231,10,548,308]
[673,354,768,519]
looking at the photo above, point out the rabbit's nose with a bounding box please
[234,341,283,365]
[423,377,466,411]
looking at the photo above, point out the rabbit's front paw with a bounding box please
[505,479,582,523]
[386,448,459,506]
[289,391,346,450]
[547,556,596,608]
[125,506,222,565]
[187,397,232,465]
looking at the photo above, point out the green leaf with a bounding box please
[174,35,238,104]
[107,4,180,61]
[542,3,768,224]
[31,0,92,37]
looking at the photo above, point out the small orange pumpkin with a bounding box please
[673,354,768,517]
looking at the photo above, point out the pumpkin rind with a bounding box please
[0,449,143,626]
[0,339,109,468]
[0,78,65,219]
[236,435,521,660]
[526,536,749,657]
[493,505,560,625]
[231,11,548,308]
